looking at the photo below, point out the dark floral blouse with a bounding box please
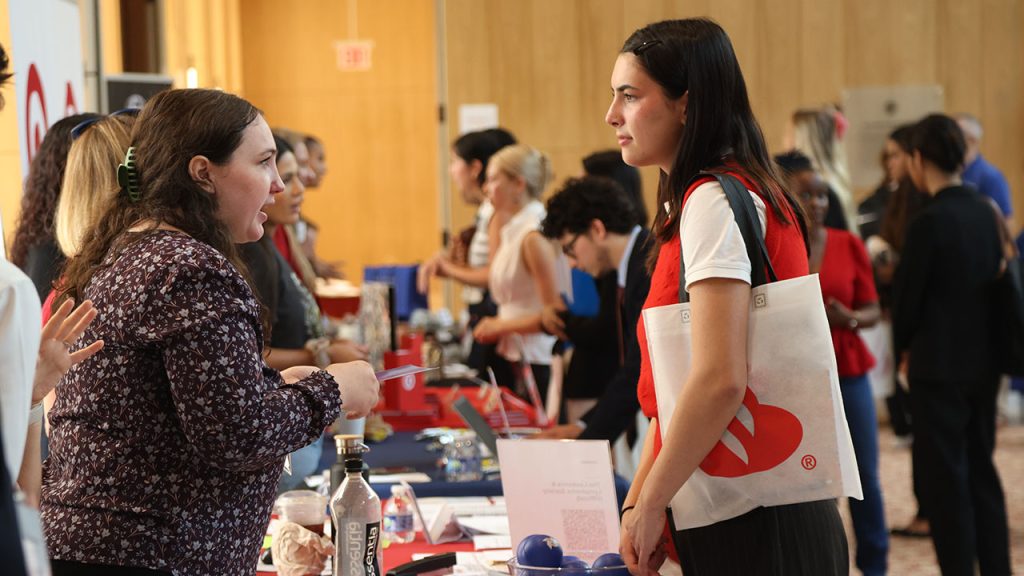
[41,231,341,575]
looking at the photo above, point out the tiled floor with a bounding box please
[848,424,1024,575]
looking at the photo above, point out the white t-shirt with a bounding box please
[679,180,767,292]
[468,200,494,269]
[463,200,494,305]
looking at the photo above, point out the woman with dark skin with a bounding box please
[779,150,888,576]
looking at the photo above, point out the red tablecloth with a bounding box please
[382,532,476,572]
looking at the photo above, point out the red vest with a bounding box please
[635,171,808,441]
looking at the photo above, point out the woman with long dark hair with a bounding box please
[610,19,848,575]
[43,89,379,576]
[893,113,1010,575]
[872,124,931,540]
[418,129,517,373]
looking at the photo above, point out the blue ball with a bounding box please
[559,557,590,573]
[591,553,624,569]
[591,553,628,576]
[516,534,564,568]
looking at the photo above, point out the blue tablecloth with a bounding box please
[317,431,630,506]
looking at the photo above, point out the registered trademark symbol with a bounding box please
[801,454,817,470]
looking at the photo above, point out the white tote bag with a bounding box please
[644,173,862,531]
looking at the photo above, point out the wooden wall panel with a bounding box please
[162,0,244,92]
[756,0,801,154]
[578,0,624,146]
[941,0,983,113]
[800,0,843,107]
[99,0,122,75]
[896,0,938,84]
[239,0,439,283]
[978,0,1023,220]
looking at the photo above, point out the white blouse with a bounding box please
[488,200,567,365]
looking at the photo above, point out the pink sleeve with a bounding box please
[41,288,58,325]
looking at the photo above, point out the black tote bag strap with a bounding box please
[678,172,778,303]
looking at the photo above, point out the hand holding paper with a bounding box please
[327,360,379,419]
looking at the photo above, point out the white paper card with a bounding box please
[473,534,512,550]
[368,472,432,484]
[459,515,510,535]
[497,439,619,563]
[448,497,506,517]
[453,550,514,568]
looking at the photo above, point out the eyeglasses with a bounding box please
[561,233,582,258]
[70,107,141,141]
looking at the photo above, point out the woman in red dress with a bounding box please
[610,19,849,575]
[778,150,888,575]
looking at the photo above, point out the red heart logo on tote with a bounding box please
[699,387,803,477]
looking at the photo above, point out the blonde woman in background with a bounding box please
[473,145,568,404]
[55,113,137,260]
[41,113,138,425]
[790,106,856,232]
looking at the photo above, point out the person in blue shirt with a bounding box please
[957,113,1013,217]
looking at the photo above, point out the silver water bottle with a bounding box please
[329,435,383,576]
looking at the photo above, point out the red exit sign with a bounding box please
[335,40,374,71]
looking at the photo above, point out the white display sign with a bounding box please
[497,439,619,563]
[842,85,943,192]
[458,103,499,135]
[9,0,86,175]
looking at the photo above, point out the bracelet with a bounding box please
[620,505,636,517]
[29,401,44,426]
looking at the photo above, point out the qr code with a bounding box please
[561,509,608,551]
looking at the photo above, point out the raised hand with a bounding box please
[33,299,104,403]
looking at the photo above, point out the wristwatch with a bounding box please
[847,316,859,330]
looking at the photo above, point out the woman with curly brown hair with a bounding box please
[10,113,99,299]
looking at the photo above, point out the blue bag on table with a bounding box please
[363,264,428,321]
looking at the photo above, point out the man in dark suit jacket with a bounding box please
[533,176,652,441]
[892,164,1008,572]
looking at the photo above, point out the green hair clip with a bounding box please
[117,146,140,202]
